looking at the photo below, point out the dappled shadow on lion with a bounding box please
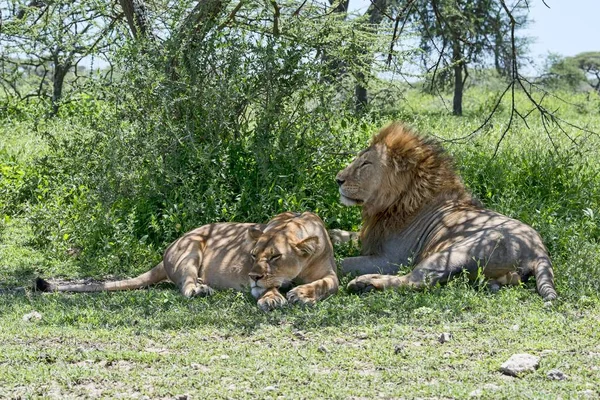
[36,211,339,311]
[334,122,557,301]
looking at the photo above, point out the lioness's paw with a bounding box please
[184,284,215,298]
[257,291,287,312]
[347,274,385,293]
[286,286,316,306]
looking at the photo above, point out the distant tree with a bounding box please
[410,0,529,115]
[541,53,587,90]
[0,0,118,114]
[574,52,600,92]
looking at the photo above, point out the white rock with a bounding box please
[483,383,500,391]
[500,353,540,376]
[439,332,452,344]
[22,311,42,322]
[469,383,500,397]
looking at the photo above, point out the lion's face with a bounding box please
[246,226,319,298]
[335,144,387,206]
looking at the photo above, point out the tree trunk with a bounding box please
[452,40,463,116]
[354,0,388,114]
[52,62,69,116]
[119,0,150,39]
[321,0,350,82]
[355,73,367,112]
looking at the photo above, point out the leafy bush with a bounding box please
[18,13,375,275]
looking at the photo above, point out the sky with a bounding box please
[522,0,600,62]
[350,0,600,72]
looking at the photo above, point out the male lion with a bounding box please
[36,212,339,311]
[335,123,557,300]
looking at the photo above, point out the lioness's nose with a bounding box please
[249,272,264,282]
[336,178,345,186]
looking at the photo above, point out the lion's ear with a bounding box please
[247,226,263,241]
[293,236,319,256]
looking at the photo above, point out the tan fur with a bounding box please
[36,212,339,311]
[335,122,557,300]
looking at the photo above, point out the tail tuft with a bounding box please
[35,277,54,292]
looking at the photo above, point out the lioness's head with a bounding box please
[336,122,459,213]
[246,214,320,297]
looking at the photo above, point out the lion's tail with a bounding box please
[35,262,168,293]
[529,255,557,301]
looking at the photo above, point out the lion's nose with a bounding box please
[249,272,264,282]
[336,178,345,186]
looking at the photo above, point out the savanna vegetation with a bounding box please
[1,0,599,398]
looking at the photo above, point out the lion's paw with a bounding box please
[257,290,287,312]
[184,283,215,298]
[347,274,386,293]
[286,285,316,306]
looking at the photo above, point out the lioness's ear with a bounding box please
[247,226,263,241]
[293,236,319,256]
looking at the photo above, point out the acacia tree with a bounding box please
[410,0,529,115]
[545,52,600,92]
[0,0,119,114]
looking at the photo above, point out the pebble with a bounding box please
[439,332,452,344]
[547,369,568,380]
[318,344,329,354]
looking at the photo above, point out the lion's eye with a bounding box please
[250,253,256,260]
[270,254,281,262]
[360,161,372,168]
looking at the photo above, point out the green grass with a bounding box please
[2,89,600,398]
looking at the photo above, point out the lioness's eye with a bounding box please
[270,254,281,261]
[360,161,372,168]
[250,253,256,260]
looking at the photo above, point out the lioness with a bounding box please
[335,123,557,300]
[36,212,339,311]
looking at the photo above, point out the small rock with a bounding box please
[356,332,369,340]
[580,390,597,398]
[292,330,306,340]
[483,384,500,391]
[22,311,42,322]
[264,386,277,392]
[488,283,500,293]
[510,324,520,331]
[190,363,210,372]
[500,353,540,376]
[439,332,452,344]
[393,344,405,355]
[220,354,229,360]
[540,349,556,357]
[333,338,345,344]
[442,350,456,359]
[469,383,500,397]
[547,369,568,380]
[317,345,329,354]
